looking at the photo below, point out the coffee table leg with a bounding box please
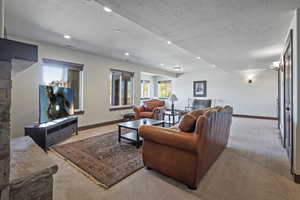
[136,130,140,148]
[173,115,175,125]
[118,126,121,142]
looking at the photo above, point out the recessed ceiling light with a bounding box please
[173,66,182,71]
[272,61,280,68]
[104,7,112,12]
[160,63,164,66]
[167,41,172,44]
[212,64,216,68]
[196,56,201,59]
[64,35,71,39]
[125,52,130,56]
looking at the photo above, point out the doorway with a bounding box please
[283,30,293,168]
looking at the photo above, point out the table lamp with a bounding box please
[168,94,178,114]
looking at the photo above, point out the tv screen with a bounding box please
[39,85,74,124]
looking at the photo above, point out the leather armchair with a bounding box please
[139,106,233,189]
[134,100,166,120]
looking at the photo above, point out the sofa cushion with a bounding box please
[140,112,154,118]
[178,114,196,132]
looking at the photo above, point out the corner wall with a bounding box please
[10,37,176,138]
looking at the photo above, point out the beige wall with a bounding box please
[172,68,277,117]
[10,37,176,138]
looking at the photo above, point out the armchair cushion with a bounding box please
[144,100,165,112]
[139,125,198,153]
[153,106,165,113]
[178,114,196,133]
[139,112,154,118]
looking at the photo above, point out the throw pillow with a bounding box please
[178,114,196,132]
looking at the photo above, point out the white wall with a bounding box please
[172,68,277,117]
[10,37,176,138]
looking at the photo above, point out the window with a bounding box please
[110,69,134,109]
[42,59,84,112]
[158,80,172,98]
[141,80,151,98]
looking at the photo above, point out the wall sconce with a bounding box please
[247,74,254,84]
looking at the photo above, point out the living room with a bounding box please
[1,0,300,200]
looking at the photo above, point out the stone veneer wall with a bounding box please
[0,61,11,200]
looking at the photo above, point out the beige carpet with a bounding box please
[50,119,300,200]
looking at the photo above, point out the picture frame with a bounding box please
[193,81,207,97]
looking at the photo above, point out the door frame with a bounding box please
[282,30,294,173]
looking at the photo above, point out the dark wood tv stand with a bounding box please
[25,116,78,152]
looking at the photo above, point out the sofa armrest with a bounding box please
[139,125,198,153]
[134,106,145,113]
[153,106,166,113]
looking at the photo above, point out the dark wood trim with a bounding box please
[110,68,134,76]
[109,106,134,111]
[74,110,85,115]
[43,58,84,71]
[233,114,278,120]
[78,119,125,131]
[294,174,300,184]
[158,80,172,84]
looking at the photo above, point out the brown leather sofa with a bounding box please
[133,99,166,120]
[139,106,233,189]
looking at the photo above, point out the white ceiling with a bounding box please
[5,0,211,73]
[5,0,300,73]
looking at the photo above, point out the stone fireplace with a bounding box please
[0,61,11,200]
[0,38,58,200]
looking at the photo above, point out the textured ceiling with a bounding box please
[5,0,211,73]
[5,0,300,73]
[96,0,300,71]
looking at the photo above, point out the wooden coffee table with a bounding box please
[118,119,165,148]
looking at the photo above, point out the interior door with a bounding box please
[283,31,293,163]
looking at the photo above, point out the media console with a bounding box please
[25,116,78,152]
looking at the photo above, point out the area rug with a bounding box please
[52,131,143,188]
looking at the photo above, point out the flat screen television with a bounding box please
[39,85,74,124]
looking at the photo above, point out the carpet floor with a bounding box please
[52,131,143,188]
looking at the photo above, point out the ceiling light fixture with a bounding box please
[212,64,216,68]
[167,41,172,44]
[104,7,112,12]
[196,57,201,59]
[173,66,182,71]
[160,63,164,66]
[272,61,280,68]
[125,52,130,56]
[64,35,71,39]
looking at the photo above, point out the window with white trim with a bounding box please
[158,80,172,98]
[141,80,151,98]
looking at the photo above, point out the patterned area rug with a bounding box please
[52,131,143,188]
